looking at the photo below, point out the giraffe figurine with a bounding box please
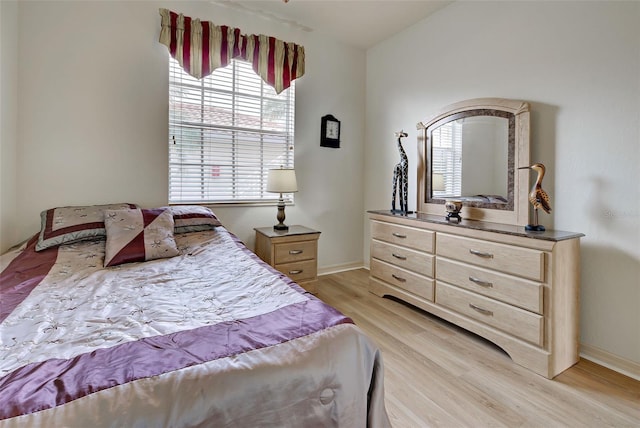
[391,130,409,214]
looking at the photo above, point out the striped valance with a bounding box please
[159,8,305,94]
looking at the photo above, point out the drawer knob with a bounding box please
[392,232,407,239]
[289,269,303,275]
[468,276,493,288]
[289,250,303,255]
[391,274,407,283]
[392,253,407,260]
[469,249,493,258]
[469,303,493,316]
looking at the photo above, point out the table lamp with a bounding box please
[266,168,298,231]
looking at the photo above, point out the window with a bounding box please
[169,58,295,204]
[431,120,462,197]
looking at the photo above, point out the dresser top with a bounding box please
[368,210,584,242]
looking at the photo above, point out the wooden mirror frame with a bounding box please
[416,98,530,226]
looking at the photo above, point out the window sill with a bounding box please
[169,200,295,208]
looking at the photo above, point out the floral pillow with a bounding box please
[103,208,179,267]
[163,205,222,233]
[35,203,138,251]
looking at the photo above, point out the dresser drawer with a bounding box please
[275,259,317,283]
[437,234,544,281]
[371,221,434,253]
[371,239,434,277]
[274,240,317,264]
[436,282,543,346]
[371,259,434,301]
[436,258,543,314]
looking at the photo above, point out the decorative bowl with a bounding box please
[444,199,463,214]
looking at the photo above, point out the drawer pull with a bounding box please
[469,304,493,316]
[392,253,407,260]
[469,249,494,258]
[392,232,407,239]
[391,274,407,283]
[289,250,303,255]
[289,269,303,275]
[468,276,493,288]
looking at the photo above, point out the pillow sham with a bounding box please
[163,205,222,233]
[35,203,138,252]
[103,208,179,267]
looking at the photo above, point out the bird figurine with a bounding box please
[518,163,551,231]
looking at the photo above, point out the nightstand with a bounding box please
[254,225,321,294]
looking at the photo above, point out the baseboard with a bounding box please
[580,343,640,381]
[318,262,364,276]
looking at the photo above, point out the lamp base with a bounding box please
[273,197,289,231]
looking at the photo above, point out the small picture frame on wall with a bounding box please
[320,114,340,148]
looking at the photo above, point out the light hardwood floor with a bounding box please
[316,269,640,428]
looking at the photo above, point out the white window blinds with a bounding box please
[169,57,295,204]
[431,121,462,197]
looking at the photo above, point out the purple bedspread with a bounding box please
[0,229,389,427]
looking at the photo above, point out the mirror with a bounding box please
[429,113,511,206]
[417,98,530,226]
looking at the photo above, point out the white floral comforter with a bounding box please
[0,229,389,427]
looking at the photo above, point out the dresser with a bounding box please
[368,210,583,378]
[254,225,321,294]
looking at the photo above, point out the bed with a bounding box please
[0,204,389,427]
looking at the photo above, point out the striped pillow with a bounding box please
[36,203,138,251]
[163,205,222,233]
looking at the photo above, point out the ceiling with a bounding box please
[213,1,452,49]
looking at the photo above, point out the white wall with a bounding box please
[7,1,366,270]
[365,1,640,370]
[0,1,19,251]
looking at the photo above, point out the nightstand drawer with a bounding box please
[254,225,321,294]
[274,240,317,264]
[275,259,317,283]
[436,282,543,346]
[371,259,434,301]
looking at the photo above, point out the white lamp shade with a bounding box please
[267,168,298,193]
